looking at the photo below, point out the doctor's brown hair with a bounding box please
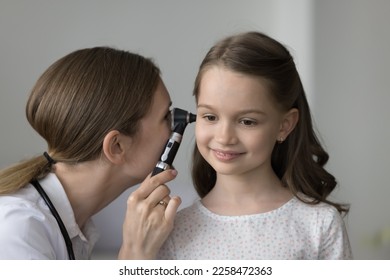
[0,47,160,194]
[191,31,349,214]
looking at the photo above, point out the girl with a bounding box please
[158,31,352,259]
[0,47,181,259]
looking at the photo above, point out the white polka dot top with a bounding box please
[157,196,352,259]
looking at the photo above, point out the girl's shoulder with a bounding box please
[289,194,343,222]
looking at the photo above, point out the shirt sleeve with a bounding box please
[0,203,59,259]
[318,208,353,259]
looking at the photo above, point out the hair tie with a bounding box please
[43,152,57,165]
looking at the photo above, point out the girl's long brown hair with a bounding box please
[192,31,349,214]
[0,47,160,194]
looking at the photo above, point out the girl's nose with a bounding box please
[215,121,238,145]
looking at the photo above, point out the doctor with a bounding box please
[0,47,181,259]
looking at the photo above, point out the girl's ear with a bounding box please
[278,108,299,142]
[102,130,129,165]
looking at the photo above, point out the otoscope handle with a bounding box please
[151,132,182,176]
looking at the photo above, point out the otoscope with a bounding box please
[151,108,196,176]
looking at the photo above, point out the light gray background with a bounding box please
[1,0,389,259]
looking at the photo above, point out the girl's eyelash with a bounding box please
[203,114,216,121]
[201,114,257,126]
[240,119,257,126]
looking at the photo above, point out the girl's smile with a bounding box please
[211,148,244,162]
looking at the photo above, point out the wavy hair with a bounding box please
[192,31,349,214]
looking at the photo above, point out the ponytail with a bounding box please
[0,154,52,194]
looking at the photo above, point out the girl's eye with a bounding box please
[203,115,216,122]
[240,119,257,126]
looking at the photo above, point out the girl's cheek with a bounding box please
[195,122,209,143]
[195,128,204,144]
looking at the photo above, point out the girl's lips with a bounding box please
[212,149,243,161]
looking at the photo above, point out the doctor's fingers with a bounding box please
[134,169,177,199]
[127,183,171,210]
[145,184,172,208]
[164,196,181,224]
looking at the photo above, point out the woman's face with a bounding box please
[125,78,172,182]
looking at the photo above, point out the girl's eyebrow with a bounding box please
[197,104,213,109]
[237,109,267,116]
[197,104,266,115]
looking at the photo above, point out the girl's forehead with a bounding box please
[201,66,271,90]
[199,68,271,100]
[197,67,286,115]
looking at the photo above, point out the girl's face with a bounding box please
[125,78,172,182]
[196,66,286,177]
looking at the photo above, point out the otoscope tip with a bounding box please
[189,113,196,123]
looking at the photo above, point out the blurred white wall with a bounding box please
[313,0,390,259]
[0,0,388,259]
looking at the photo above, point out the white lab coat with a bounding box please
[0,173,99,259]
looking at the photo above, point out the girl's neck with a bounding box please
[201,168,293,216]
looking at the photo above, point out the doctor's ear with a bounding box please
[102,130,130,164]
[278,108,299,142]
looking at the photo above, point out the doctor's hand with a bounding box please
[118,169,181,259]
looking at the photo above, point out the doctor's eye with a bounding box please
[164,109,172,122]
